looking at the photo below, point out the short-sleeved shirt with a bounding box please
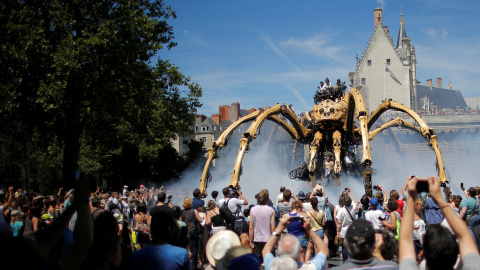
[460,197,479,217]
[132,243,190,270]
[365,209,384,230]
[425,197,444,224]
[336,203,357,238]
[400,252,480,270]
[333,257,398,269]
[277,202,292,217]
[264,252,327,270]
[218,197,245,219]
[192,198,204,210]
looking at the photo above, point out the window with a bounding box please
[361,78,366,85]
[367,60,372,66]
[200,136,207,143]
[201,126,207,132]
[386,59,391,65]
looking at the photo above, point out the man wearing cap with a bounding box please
[262,214,328,270]
[365,198,384,230]
[332,219,398,269]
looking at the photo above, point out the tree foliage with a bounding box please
[0,0,202,190]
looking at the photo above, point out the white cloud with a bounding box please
[376,0,386,9]
[281,35,345,62]
[259,34,312,84]
[286,85,310,111]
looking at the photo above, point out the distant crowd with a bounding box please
[1,174,480,270]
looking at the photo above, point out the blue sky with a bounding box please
[162,0,480,117]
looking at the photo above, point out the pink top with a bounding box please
[250,205,274,242]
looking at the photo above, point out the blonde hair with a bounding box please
[182,197,193,209]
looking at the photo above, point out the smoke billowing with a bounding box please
[165,125,480,207]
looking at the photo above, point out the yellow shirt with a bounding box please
[307,209,324,231]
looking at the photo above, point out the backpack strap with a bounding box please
[467,198,478,224]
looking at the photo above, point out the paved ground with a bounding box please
[327,256,344,268]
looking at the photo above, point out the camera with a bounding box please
[344,188,349,191]
[416,179,429,193]
[228,185,238,198]
[167,195,173,204]
[379,216,385,221]
[373,185,380,190]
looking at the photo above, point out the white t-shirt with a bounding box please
[218,197,245,219]
[275,193,283,208]
[336,202,357,238]
[365,209,384,230]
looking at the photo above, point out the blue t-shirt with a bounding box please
[425,197,444,224]
[460,197,479,217]
[192,198,204,210]
[264,253,327,270]
[132,243,190,270]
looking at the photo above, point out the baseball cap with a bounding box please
[370,197,379,205]
[345,219,375,244]
[297,191,306,200]
[229,253,261,270]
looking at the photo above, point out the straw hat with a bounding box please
[314,184,324,195]
[206,230,241,267]
[216,246,254,270]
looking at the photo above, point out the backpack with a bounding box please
[394,211,401,241]
[220,199,236,226]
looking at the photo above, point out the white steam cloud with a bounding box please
[165,125,480,208]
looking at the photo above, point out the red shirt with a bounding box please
[396,199,404,217]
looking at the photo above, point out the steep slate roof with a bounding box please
[396,12,407,49]
[416,85,467,110]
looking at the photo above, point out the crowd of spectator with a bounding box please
[1,174,480,269]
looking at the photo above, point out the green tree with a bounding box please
[0,0,202,188]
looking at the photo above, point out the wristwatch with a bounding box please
[272,231,280,237]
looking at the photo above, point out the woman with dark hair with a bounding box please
[381,197,400,237]
[132,202,150,250]
[23,205,42,240]
[357,194,370,219]
[460,187,480,228]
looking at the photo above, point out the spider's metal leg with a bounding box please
[229,104,312,189]
[368,117,422,141]
[308,131,323,173]
[199,110,263,197]
[368,99,448,184]
[333,130,342,186]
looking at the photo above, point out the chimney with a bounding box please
[229,102,240,121]
[436,78,442,88]
[219,105,230,120]
[196,114,207,123]
[426,79,432,88]
[248,108,256,114]
[374,9,383,28]
[382,26,389,36]
[211,114,221,125]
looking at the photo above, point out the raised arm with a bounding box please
[2,187,13,209]
[428,176,479,258]
[399,176,418,263]
[237,189,248,205]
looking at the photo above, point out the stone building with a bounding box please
[351,9,466,113]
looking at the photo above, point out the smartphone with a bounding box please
[461,183,464,189]
[416,179,429,193]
